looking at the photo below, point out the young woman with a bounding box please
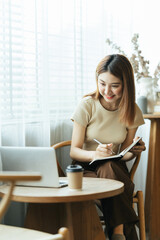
[70,54,146,240]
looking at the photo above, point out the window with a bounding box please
[1,0,151,146]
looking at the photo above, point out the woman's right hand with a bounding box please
[94,143,114,160]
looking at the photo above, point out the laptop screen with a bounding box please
[0,146,62,188]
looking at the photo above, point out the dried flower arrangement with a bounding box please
[106,33,160,84]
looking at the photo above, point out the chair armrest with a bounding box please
[0,171,41,182]
[0,171,41,222]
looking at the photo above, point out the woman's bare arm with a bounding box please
[70,121,112,162]
[70,121,94,162]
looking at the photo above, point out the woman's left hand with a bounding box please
[129,137,146,155]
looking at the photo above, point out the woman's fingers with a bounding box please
[130,137,146,153]
[96,143,114,155]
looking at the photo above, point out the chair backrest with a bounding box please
[52,140,142,182]
[129,153,141,182]
[52,141,71,176]
[0,172,41,222]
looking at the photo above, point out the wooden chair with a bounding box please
[52,140,146,240]
[0,171,69,240]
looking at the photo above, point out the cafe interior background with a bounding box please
[0,0,159,226]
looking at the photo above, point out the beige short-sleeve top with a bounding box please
[71,96,145,153]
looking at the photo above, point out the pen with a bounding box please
[93,138,115,154]
[93,138,102,145]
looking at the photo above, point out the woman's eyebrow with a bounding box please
[98,79,105,82]
[111,82,121,84]
[98,79,121,84]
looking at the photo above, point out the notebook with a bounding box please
[0,146,68,188]
[89,137,142,167]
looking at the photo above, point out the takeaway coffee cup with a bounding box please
[66,165,84,190]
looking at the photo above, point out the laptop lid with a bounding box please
[0,146,67,188]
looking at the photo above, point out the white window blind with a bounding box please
[0,0,43,122]
[0,0,136,146]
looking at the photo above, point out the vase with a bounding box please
[137,96,147,114]
[136,77,156,113]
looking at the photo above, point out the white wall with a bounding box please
[127,120,151,197]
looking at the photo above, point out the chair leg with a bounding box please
[136,191,146,240]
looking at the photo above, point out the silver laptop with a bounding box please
[0,146,68,188]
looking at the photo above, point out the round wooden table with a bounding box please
[0,177,124,240]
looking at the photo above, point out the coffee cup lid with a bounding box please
[66,164,84,173]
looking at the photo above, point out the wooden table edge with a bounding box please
[0,178,124,203]
[0,185,124,203]
[143,114,160,119]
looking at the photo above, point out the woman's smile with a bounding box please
[105,95,115,100]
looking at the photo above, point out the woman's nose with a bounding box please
[104,86,111,94]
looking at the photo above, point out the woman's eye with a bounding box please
[112,85,119,88]
[100,83,105,86]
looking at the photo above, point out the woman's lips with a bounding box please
[105,95,115,99]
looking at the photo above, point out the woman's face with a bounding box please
[98,72,123,105]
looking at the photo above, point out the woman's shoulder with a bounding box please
[80,96,97,106]
[74,96,99,117]
[82,95,95,101]
[71,96,97,126]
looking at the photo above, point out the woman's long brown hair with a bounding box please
[84,54,135,126]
